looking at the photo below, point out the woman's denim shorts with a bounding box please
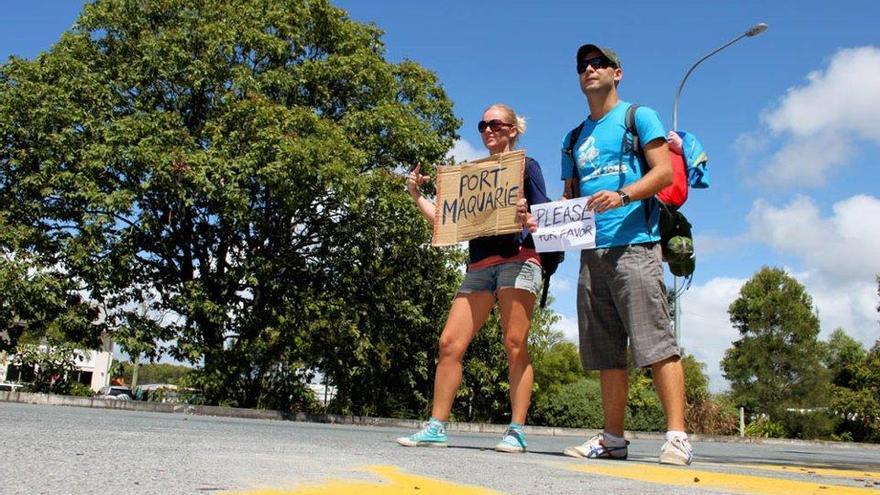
[458,261,543,295]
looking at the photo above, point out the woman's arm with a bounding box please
[407,164,435,222]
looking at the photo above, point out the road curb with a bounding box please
[3,391,878,450]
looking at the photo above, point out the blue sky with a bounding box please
[4,1,879,391]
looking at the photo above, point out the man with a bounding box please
[560,44,692,466]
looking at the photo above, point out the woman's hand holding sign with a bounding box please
[516,198,537,233]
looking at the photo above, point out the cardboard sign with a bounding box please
[531,196,596,252]
[431,150,525,247]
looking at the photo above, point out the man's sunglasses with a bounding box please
[478,119,514,133]
[576,56,617,74]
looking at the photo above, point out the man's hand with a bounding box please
[586,190,624,213]
[516,198,537,233]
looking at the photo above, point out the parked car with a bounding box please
[95,386,133,400]
[0,382,22,392]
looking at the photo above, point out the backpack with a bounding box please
[562,104,709,279]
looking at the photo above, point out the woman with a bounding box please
[397,103,549,453]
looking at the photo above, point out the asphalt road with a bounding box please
[2,402,879,495]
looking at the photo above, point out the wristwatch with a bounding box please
[617,190,631,206]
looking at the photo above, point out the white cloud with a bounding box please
[758,132,855,187]
[763,46,880,140]
[551,313,580,344]
[446,138,485,163]
[692,232,750,257]
[747,194,880,283]
[746,194,880,351]
[679,277,746,393]
[741,46,880,188]
[549,274,572,294]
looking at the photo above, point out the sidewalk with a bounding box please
[3,390,878,449]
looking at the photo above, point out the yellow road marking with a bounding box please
[224,465,503,495]
[728,463,880,481]
[565,462,878,495]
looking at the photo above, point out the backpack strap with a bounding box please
[540,275,550,308]
[562,122,585,199]
[622,104,660,229]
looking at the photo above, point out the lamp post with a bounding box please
[670,22,768,344]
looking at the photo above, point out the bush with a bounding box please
[778,410,837,440]
[686,396,739,435]
[744,417,786,438]
[68,382,94,397]
[530,378,603,428]
[625,374,665,432]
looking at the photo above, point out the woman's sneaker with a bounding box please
[494,425,527,453]
[659,436,693,465]
[563,433,629,460]
[396,418,448,448]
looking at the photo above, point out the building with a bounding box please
[1,335,114,392]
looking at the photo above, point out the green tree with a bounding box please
[12,342,81,394]
[831,347,880,442]
[117,362,193,385]
[0,253,103,352]
[822,328,866,387]
[0,0,459,413]
[721,267,829,417]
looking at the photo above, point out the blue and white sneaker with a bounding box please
[563,433,629,460]
[396,418,448,448]
[495,425,527,453]
[659,436,693,466]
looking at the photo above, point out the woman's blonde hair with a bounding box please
[485,103,527,146]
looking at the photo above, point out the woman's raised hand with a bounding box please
[406,163,432,196]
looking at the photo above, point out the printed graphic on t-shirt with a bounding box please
[577,135,598,168]
[577,136,626,181]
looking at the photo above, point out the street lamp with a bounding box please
[673,23,768,130]
[670,22,768,344]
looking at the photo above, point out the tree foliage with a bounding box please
[721,267,828,416]
[116,361,193,386]
[831,335,880,442]
[823,327,866,388]
[12,342,81,394]
[0,0,461,413]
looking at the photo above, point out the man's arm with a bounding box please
[587,138,672,213]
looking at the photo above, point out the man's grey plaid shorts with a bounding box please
[576,243,679,369]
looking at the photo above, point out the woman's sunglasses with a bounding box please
[576,56,617,74]
[478,119,514,133]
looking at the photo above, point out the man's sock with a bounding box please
[602,431,626,447]
[665,430,688,442]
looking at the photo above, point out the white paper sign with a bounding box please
[531,197,596,252]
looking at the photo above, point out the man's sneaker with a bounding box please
[495,426,527,453]
[563,433,629,460]
[396,419,448,448]
[659,436,693,465]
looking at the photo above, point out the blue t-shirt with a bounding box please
[560,101,666,248]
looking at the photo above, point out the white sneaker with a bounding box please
[659,437,693,465]
[563,433,628,460]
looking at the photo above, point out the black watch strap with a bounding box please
[617,190,631,206]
